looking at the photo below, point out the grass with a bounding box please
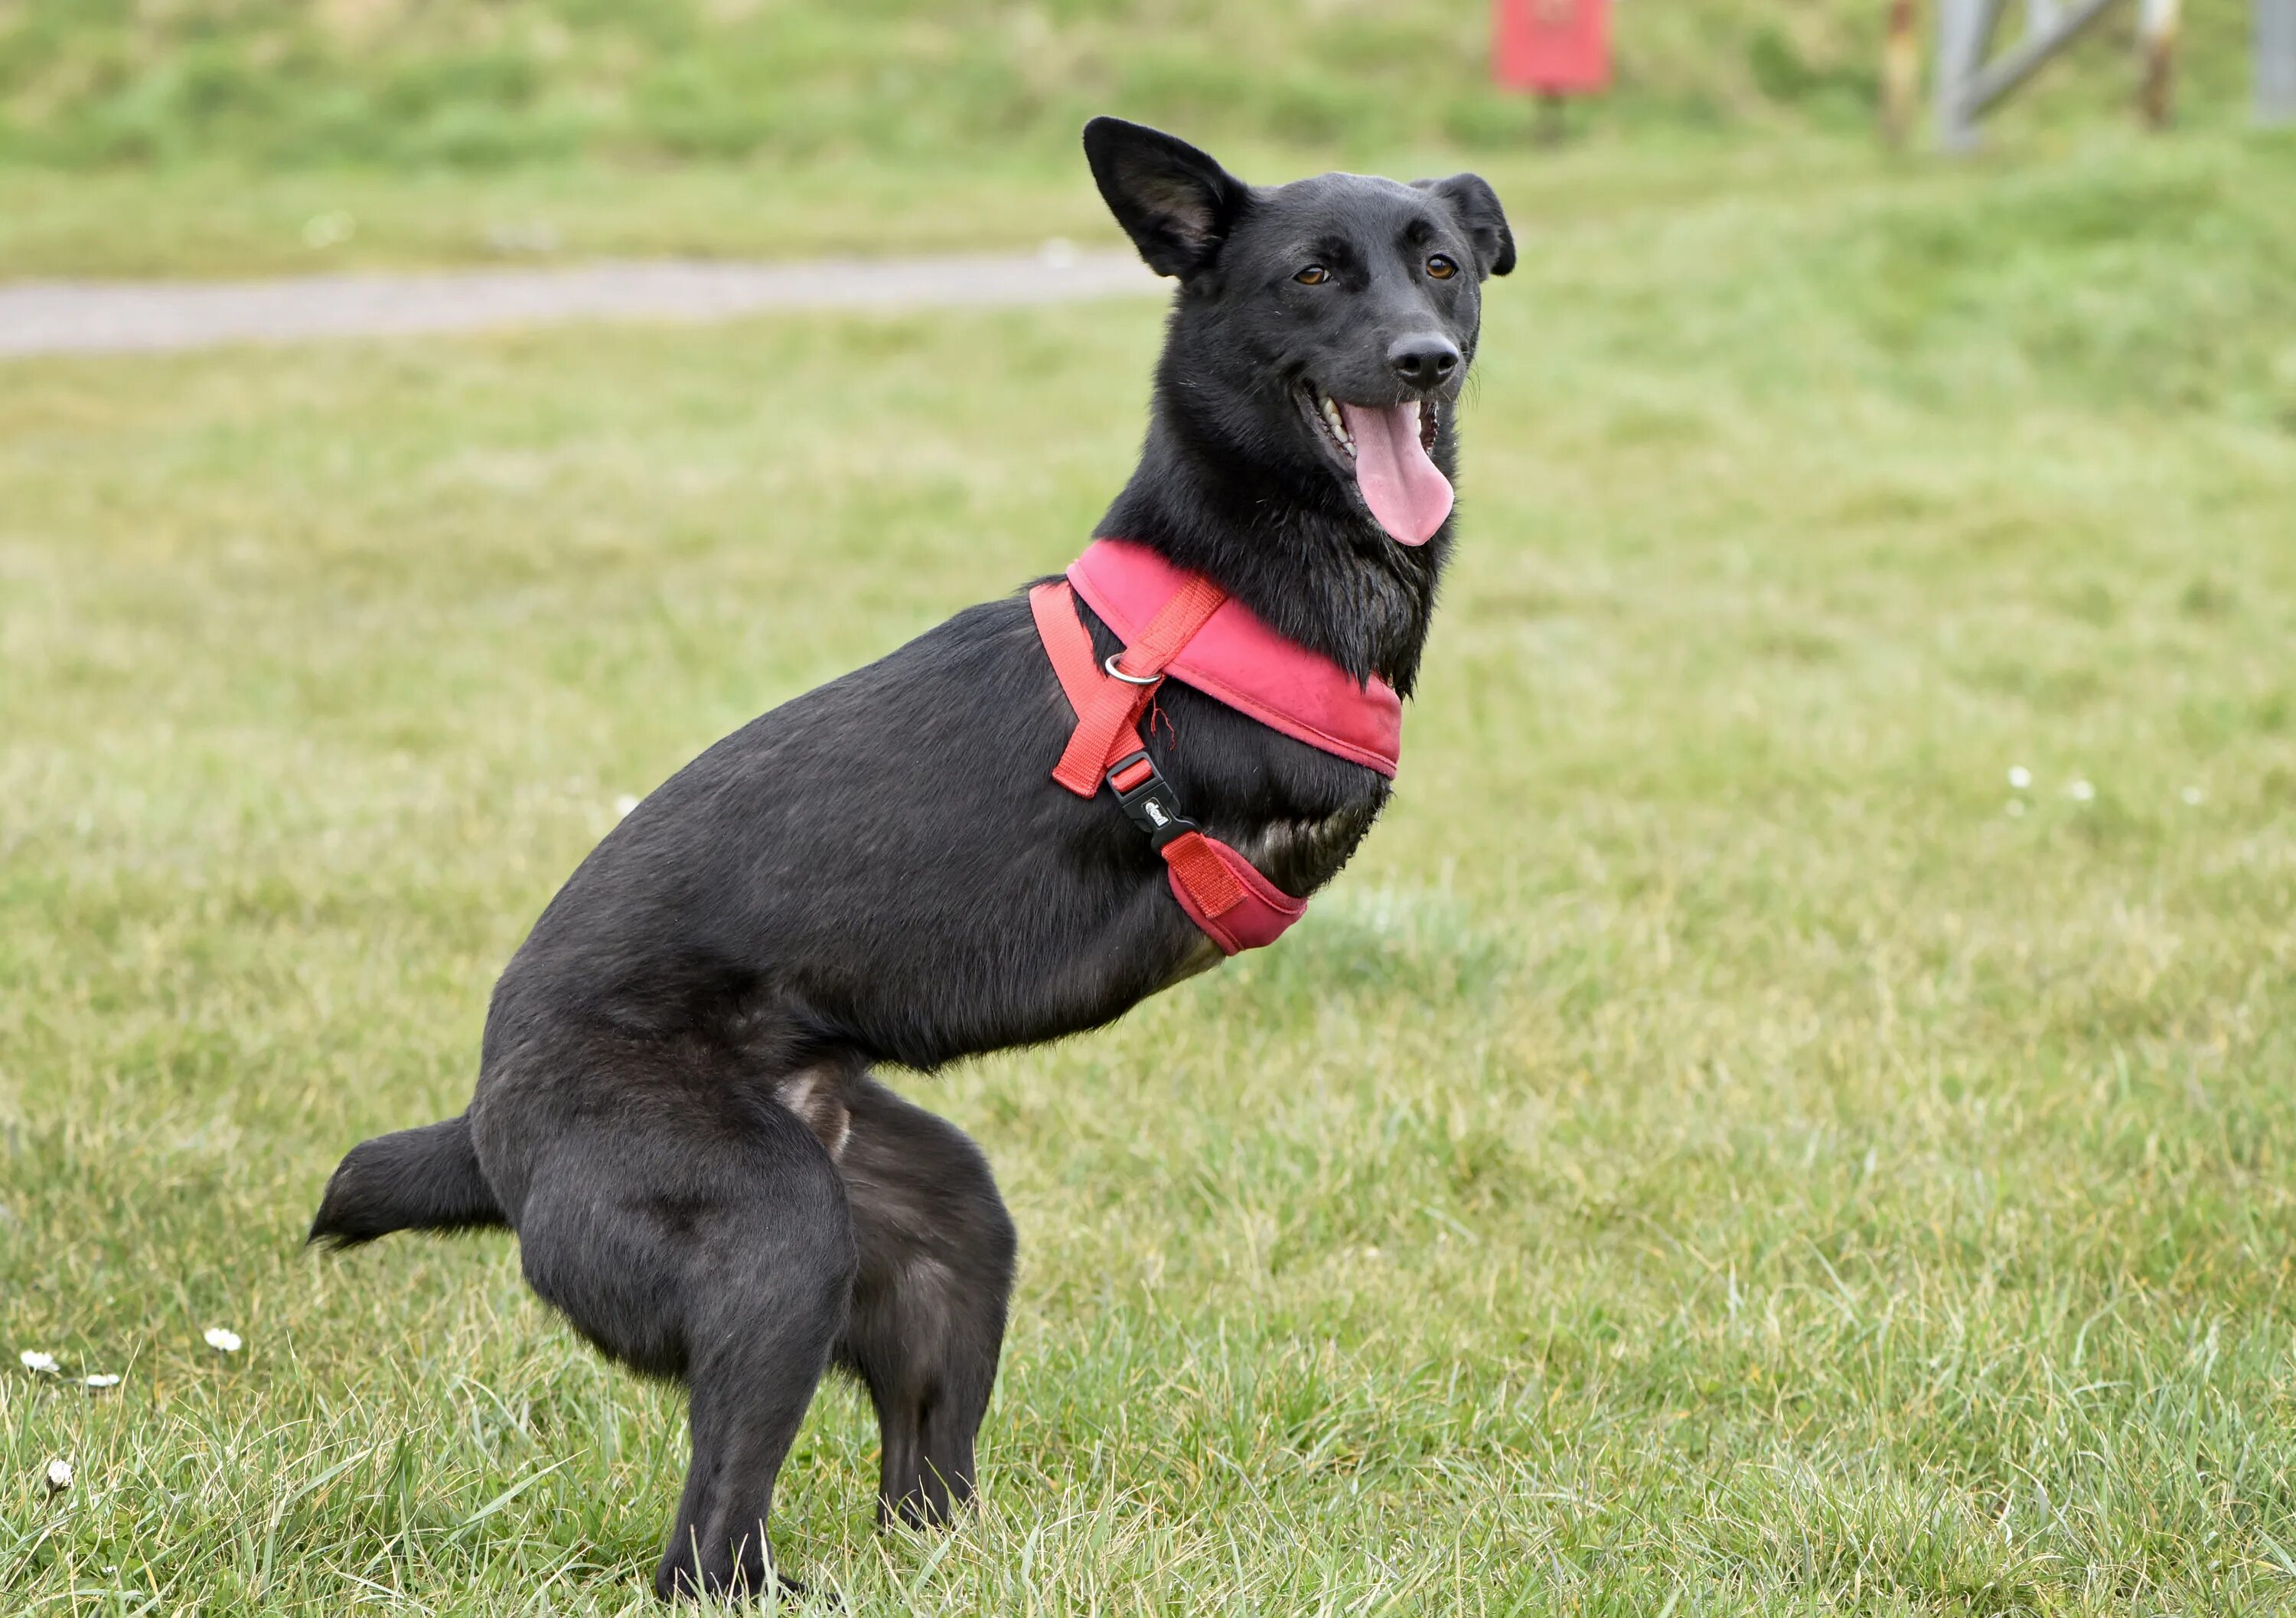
[0,134,1955,282]
[0,0,2275,279]
[0,133,1932,280]
[0,0,1934,168]
[0,155,1127,279]
[0,0,2267,171]
[4,124,2296,1613]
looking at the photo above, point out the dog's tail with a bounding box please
[308,1114,508,1248]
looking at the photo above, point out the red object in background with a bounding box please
[1493,0,1610,94]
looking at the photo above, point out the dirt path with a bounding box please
[0,246,1160,358]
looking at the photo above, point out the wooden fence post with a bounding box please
[1884,0,1923,145]
[2137,0,2180,126]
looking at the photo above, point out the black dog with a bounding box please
[311,117,1511,1601]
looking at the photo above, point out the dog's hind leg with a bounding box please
[833,1075,1018,1528]
[493,1077,858,1601]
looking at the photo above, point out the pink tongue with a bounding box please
[1339,401,1452,546]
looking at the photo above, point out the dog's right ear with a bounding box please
[1083,117,1252,282]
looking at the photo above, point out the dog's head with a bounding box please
[1085,116,1513,550]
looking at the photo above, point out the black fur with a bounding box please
[310,116,1508,1602]
[309,1114,505,1246]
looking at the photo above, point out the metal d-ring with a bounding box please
[1103,653,1162,686]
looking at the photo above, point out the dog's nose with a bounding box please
[1387,335,1460,390]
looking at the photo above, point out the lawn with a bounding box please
[4,127,2296,1613]
[0,0,2268,280]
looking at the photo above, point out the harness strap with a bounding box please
[1030,579,1117,745]
[1042,574,1227,797]
[1161,827,1249,918]
[1032,577,1301,943]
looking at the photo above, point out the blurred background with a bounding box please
[5,5,2295,1613]
[0,0,2284,273]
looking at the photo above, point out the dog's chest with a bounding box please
[1231,797,1384,897]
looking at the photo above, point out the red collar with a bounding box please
[1065,539,1402,776]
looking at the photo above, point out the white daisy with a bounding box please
[82,1373,122,1390]
[44,1457,73,1493]
[2066,779,2095,802]
[2007,765,2032,790]
[203,1327,243,1354]
[613,794,640,817]
[18,1349,58,1374]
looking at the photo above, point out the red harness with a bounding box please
[1030,540,1404,955]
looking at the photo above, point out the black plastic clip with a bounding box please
[1104,750,1198,850]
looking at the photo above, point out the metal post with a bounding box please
[1961,0,2122,121]
[2264,0,2296,123]
[1936,0,1991,148]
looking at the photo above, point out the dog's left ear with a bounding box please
[1084,117,1253,282]
[1412,174,1516,279]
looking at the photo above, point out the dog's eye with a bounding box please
[1426,255,1459,280]
[1293,265,1329,285]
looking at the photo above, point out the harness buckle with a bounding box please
[1104,750,1199,851]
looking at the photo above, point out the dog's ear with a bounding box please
[1083,117,1253,281]
[1412,174,1516,279]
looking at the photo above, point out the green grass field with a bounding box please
[0,139,1883,280]
[10,0,2229,169]
[0,0,2272,279]
[5,126,2296,1613]
[0,0,2269,167]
